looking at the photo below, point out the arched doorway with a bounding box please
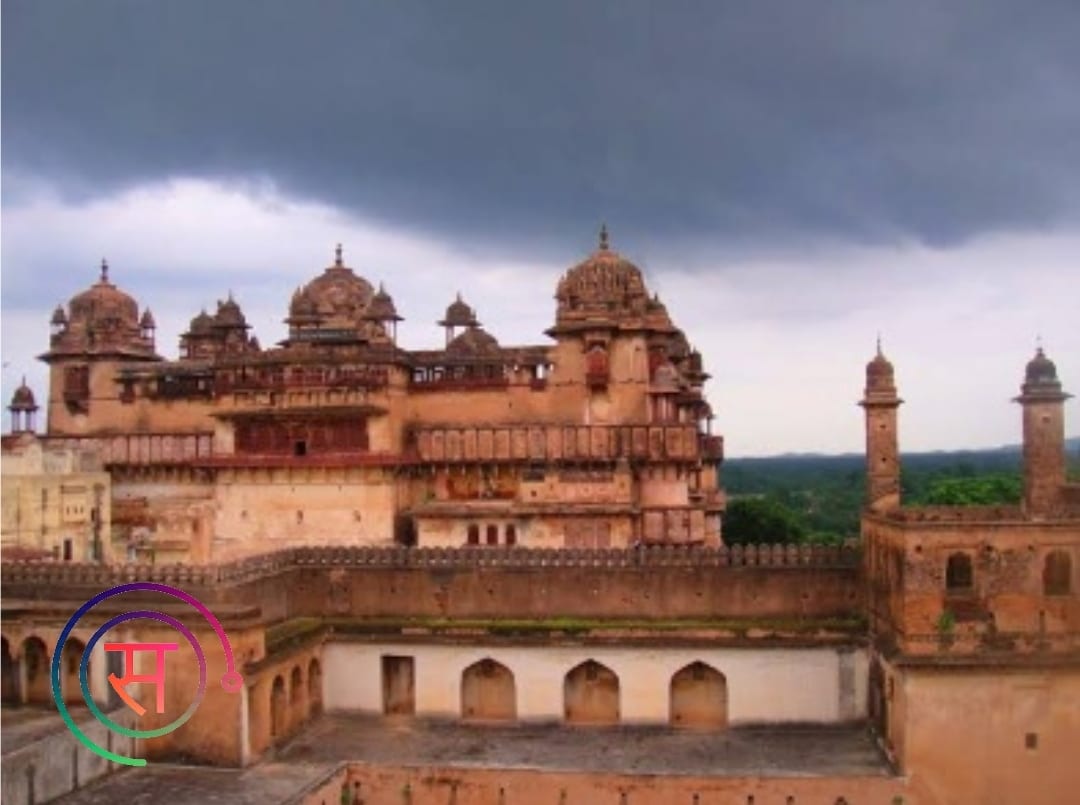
[669,662,727,729]
[270,675,287,740]
[308,658,323,717]
[2,637,19,705]
[61,638,87,705]
[461,658,516,721]
[289,665,304,728]
[23,637,50,705]
[564,660,619,725]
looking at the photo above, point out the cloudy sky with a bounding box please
[3,1,1078,456]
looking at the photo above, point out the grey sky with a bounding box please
[2,1,1078,455]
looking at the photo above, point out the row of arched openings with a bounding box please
[459,658,728,728]
[268,657,323,742]
[2,636,89,707]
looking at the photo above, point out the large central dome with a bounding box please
[551,226,671,334]
[286,245,381,343]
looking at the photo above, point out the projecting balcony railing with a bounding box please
[409,423,703,464]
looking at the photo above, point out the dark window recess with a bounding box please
[62,539,73,562]
[486,525,499,546]
[1043,551,1072,596]
[505,524,517,546]
[467,525,480,545]
[1025,732,1038,750]
[294,440,307,457]
[945,553,973,592]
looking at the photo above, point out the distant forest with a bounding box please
[721,437,1080,545]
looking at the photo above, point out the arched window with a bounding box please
[505,524,517,546]
[461,658,516,721]
[1044,551,1072,596]
[486,525,498,546]
[945,552,973,593]
[670,662,727,729]
[466,524,479,545]
[564,660,619,725]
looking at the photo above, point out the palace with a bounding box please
[16,228,723,563]
[0,237,1077,805]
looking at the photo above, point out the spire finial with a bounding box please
[876,332,883,357]
[334,243,343,267]
[1036,333,1044,355]
[599,223,609,251]
[100,258,109,283]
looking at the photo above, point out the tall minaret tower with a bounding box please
[1015,346,1071,518]
[859,339,903,512]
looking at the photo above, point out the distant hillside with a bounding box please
[722,438,1080,543]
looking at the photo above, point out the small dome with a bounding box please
[440,293,478,328]
[866,351,894,378]
[9,379,37,411]
[51,305,68,326]
[1025,347,1059,387]
[214,295,247,328]
[364,283,401,321]
[140,308,156,329]
[446,326,500,356]
[189,309,214,333]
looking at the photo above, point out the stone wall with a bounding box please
[0,707,139,805]
[293,763,913,805]
[0,545,862,623]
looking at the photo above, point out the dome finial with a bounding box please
[876,332,883,357]
[100,258,109,283]
[334,243,343,267]
[599,223,609,251]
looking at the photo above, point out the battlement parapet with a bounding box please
[0,543,858,587]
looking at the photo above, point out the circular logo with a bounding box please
[52,583,243,766]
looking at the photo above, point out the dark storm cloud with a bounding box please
[4,0,1080,254]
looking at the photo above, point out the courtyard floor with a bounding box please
[39,713,894,804]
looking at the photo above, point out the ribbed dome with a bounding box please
[67,260,140,332]
[551,226,671,335]
[287,245,375,331]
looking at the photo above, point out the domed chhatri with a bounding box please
[43,260,158,361]
[8,376,38,433]
[439,293,478,329]
[9,378,37,412]
[364,283,402,323]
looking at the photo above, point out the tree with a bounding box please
[723,497,806,545]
